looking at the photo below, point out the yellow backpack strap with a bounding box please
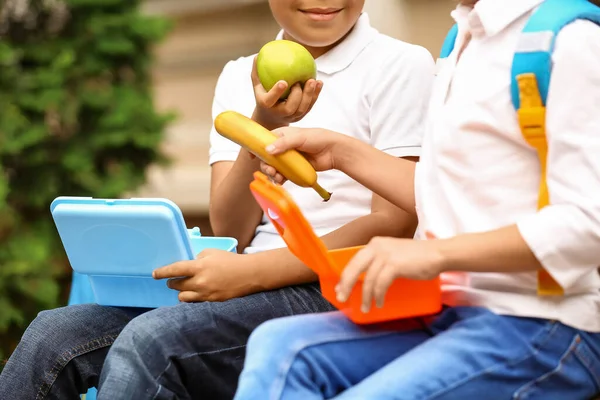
[516,74,564,296]
[511,0,600,296]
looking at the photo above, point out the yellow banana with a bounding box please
[214,110,331,201]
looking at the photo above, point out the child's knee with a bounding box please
[248,318,291,353]
[245,317,307,366]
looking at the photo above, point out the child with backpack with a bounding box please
[232,0,600,399]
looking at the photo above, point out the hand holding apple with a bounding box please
[250,40,323,131]
[257,40,317,99]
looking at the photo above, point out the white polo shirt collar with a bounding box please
[274,13,378,75]
[452,0,544,38]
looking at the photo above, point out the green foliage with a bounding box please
[0,0,173,366]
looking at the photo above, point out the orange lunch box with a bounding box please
[249,172,442,324]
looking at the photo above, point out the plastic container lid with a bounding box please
[51,197,195,277]
[250,173,336,277]
[249,172,442,324]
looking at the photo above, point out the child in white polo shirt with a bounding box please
[207,5,433,255]
[0,1,435,399]
[232,0,600,399]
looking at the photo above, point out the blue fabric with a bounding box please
[235,308,600,399]
[511,0,600,110]
[439,24,458,58]
[67,273,98,400]
[511,0,600,109]
[85,387,98,399]
[437,1,600,110]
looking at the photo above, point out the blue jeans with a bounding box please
[234,307,600,400]
[0,283,334,400]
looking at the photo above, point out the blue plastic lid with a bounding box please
[51,197,194,276]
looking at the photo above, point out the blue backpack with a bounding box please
[439,0,600,296]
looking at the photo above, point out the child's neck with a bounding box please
[282,32,336,58]
[282,26,356,59]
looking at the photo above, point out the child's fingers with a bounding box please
[251,56,269,99]
[266,129,305,155]
[294,80,317,118]
[269,169,286,184]
[260,163,277,178]
[153,260,195,279]
[178,291,203,303]
[360,258,385,313]
[166,277,189,291]
[258,81,288,109]
[305,81,323,116]
[271,128,285,138]
[316,80,323,94]
[252,53,287,108]
[280,83,303,115]
[274,173,286,184]
[336,247,374,303]
[373,268,395,310]
[260,162,287,184]
[250,56,261,88]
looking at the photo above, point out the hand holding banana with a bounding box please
[214,40,330,201]
[214,111,331,201]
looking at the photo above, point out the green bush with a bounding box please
[0,0,173,366]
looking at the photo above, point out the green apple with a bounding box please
[256,40,317,100]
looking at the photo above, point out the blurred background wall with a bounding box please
[136,0,455,234]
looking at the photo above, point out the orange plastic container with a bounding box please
[249,172,442,324]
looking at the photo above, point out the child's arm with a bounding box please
[267,130,419,217]
[154,48,434,301]
[335,137,419,217]
[241,46,434,292]
[153,180,418,301]
[331,226,541,312]
[209,59,322,249]
[265,45,435,218]
[337,21,600,309]
[243,174,418,292]
[209,156,265,251]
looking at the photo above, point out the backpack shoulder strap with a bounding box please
[439,24,459,59]
[510,0,600,296]
[511,0,600,110]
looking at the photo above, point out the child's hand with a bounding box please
[251,56,323,130]
[257,126,348,184]
[335,237,445,313]
[265,126,346,171]
[152,249,256,302]
[259,160,287,185]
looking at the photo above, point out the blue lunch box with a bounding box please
[51,197,237,308]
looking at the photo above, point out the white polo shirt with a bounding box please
[416,0,600,332]
[209,13,434,253]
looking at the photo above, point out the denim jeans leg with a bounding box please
[234,311,431,400]
[97,282,334,400]
[235,307,600,400]
[0,304,144,400]
[335,308,600,400]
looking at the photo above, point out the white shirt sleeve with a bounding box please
[208,60,244,166]
[366,45,435,158]
[517,20,600,290]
